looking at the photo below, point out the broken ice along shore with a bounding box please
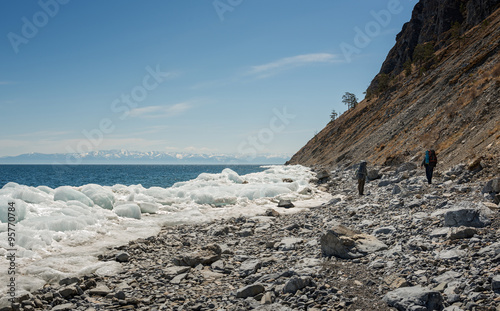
[0,165,330,302]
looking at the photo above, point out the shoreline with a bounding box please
[2,162,500,310]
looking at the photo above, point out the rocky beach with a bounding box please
[5,161,500,311]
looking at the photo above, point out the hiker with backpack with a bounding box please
[356,160,368,195]
[421,149,437,184]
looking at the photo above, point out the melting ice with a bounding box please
[0,165,329,300]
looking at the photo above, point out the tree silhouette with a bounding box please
[342,92,358,109]
[330,110,338,121]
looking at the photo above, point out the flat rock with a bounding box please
[447,226,477,240]
[57,286,77,298]
[200,269,224,281]
[235,283,265,298]
[373,226,396,235]
[172,250,220,267]
[88,283,111,296]
[433,271,462,284]
[483,202,499,210]
[278,237,303,251]
[320,225,388,259]
[51,303,76,311]
[170,273,187,285]
[436,248,466,260]
[163,266,190,279]
[384,275,410,289]
[430,227,450,238]
[239,259,262,277]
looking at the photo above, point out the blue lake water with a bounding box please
[0,165,267,189]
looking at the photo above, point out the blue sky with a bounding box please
[0,0,415,159]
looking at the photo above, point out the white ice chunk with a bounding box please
[222,168,244,183]
[54,186,93,207]
[2,182,20,189]
[114,204,141,219]
[138,202,159,214]
[36,185,53,194]
[13,187,48,204]
[80,184,115,210]
[196,168,243,184]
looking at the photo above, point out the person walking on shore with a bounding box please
[356,160,368,195]
[421,149,437,184]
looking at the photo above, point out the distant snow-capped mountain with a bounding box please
[0,150,290,165]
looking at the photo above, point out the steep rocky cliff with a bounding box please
[288,0,500,174]
[369,0,500,92]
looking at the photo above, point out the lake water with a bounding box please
[0,164,267,189]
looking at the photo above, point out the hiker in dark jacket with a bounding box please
[356,160,368,195]
[421,150,437,184]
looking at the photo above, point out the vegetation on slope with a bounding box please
[288,4,500,177]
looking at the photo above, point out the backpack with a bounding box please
[357,161,367,179]
[428,150,437,164]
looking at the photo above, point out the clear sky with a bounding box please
[0,0,415,158]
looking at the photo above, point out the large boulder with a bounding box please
[442,202,491,228]
[367,169,381,181]
[482,177,500,194]
[383,286,444,311]
[320,226,388,259]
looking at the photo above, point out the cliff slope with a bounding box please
[288,0,500,174]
